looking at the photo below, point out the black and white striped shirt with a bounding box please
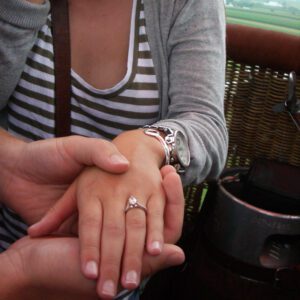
[1,0,159,253]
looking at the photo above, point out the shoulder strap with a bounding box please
[51,0,71,137]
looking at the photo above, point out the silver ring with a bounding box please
[125,196,147,214]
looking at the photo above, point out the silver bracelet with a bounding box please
[143,128,170,165]
[143,125,190,174]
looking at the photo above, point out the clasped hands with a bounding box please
[0,130,185,299]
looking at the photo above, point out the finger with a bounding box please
[28,182,77,237]
[97,200,125,299]
[160,165,177,178]
[121,198,147,290]
[56,213,78,235]
[141,243,185,278]
[162,171,184,243]
[59,136,129,173]
[78,195,103,280]
[146,191,165,256]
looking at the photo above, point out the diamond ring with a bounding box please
[125,196,147,214]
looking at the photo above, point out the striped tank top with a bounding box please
[0,0,159,252]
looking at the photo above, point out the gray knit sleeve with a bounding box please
[155,0,228,185]
[0,0,50,110]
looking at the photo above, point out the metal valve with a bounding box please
[273,71,300,131]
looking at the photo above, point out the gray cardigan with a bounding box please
[0,0,227,185]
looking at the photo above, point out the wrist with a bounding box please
[113,129,165,168]
[143,125,190,174]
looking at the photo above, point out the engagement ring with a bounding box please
[125,195,147,214]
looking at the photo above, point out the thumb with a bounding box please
[59,136,130,173]
[161,166,185,243]
[141,244,185,279]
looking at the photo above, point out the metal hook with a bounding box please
[273,71,300,131]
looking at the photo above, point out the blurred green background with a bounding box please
[225,0,300,36]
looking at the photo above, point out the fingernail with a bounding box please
[110,154,129,165]
[27,224,36,232]
[84,261,98,278]
[27,223,40,236]
[149,241,162,254]
[125,270,138,286]
[102,280,115,297]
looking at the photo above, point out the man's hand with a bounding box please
[0,130,129,225]
[1,235,184,300]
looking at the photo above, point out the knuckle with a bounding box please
[101,139,116,151]
[48,203,60,216]
[105,222,125,237]
[150,229,163,240]
[148,208,163,219]
[126,216,145,230]
[80,216,100,229]
[82,243,99,252]
[81,244,99,258]
[103,256,119,267]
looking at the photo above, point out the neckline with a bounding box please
[70,0,139,96]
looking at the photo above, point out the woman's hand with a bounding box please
[30,169,166,297]
[39,130,165,297]
[0,130,129,225]
[29,129,185,298]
